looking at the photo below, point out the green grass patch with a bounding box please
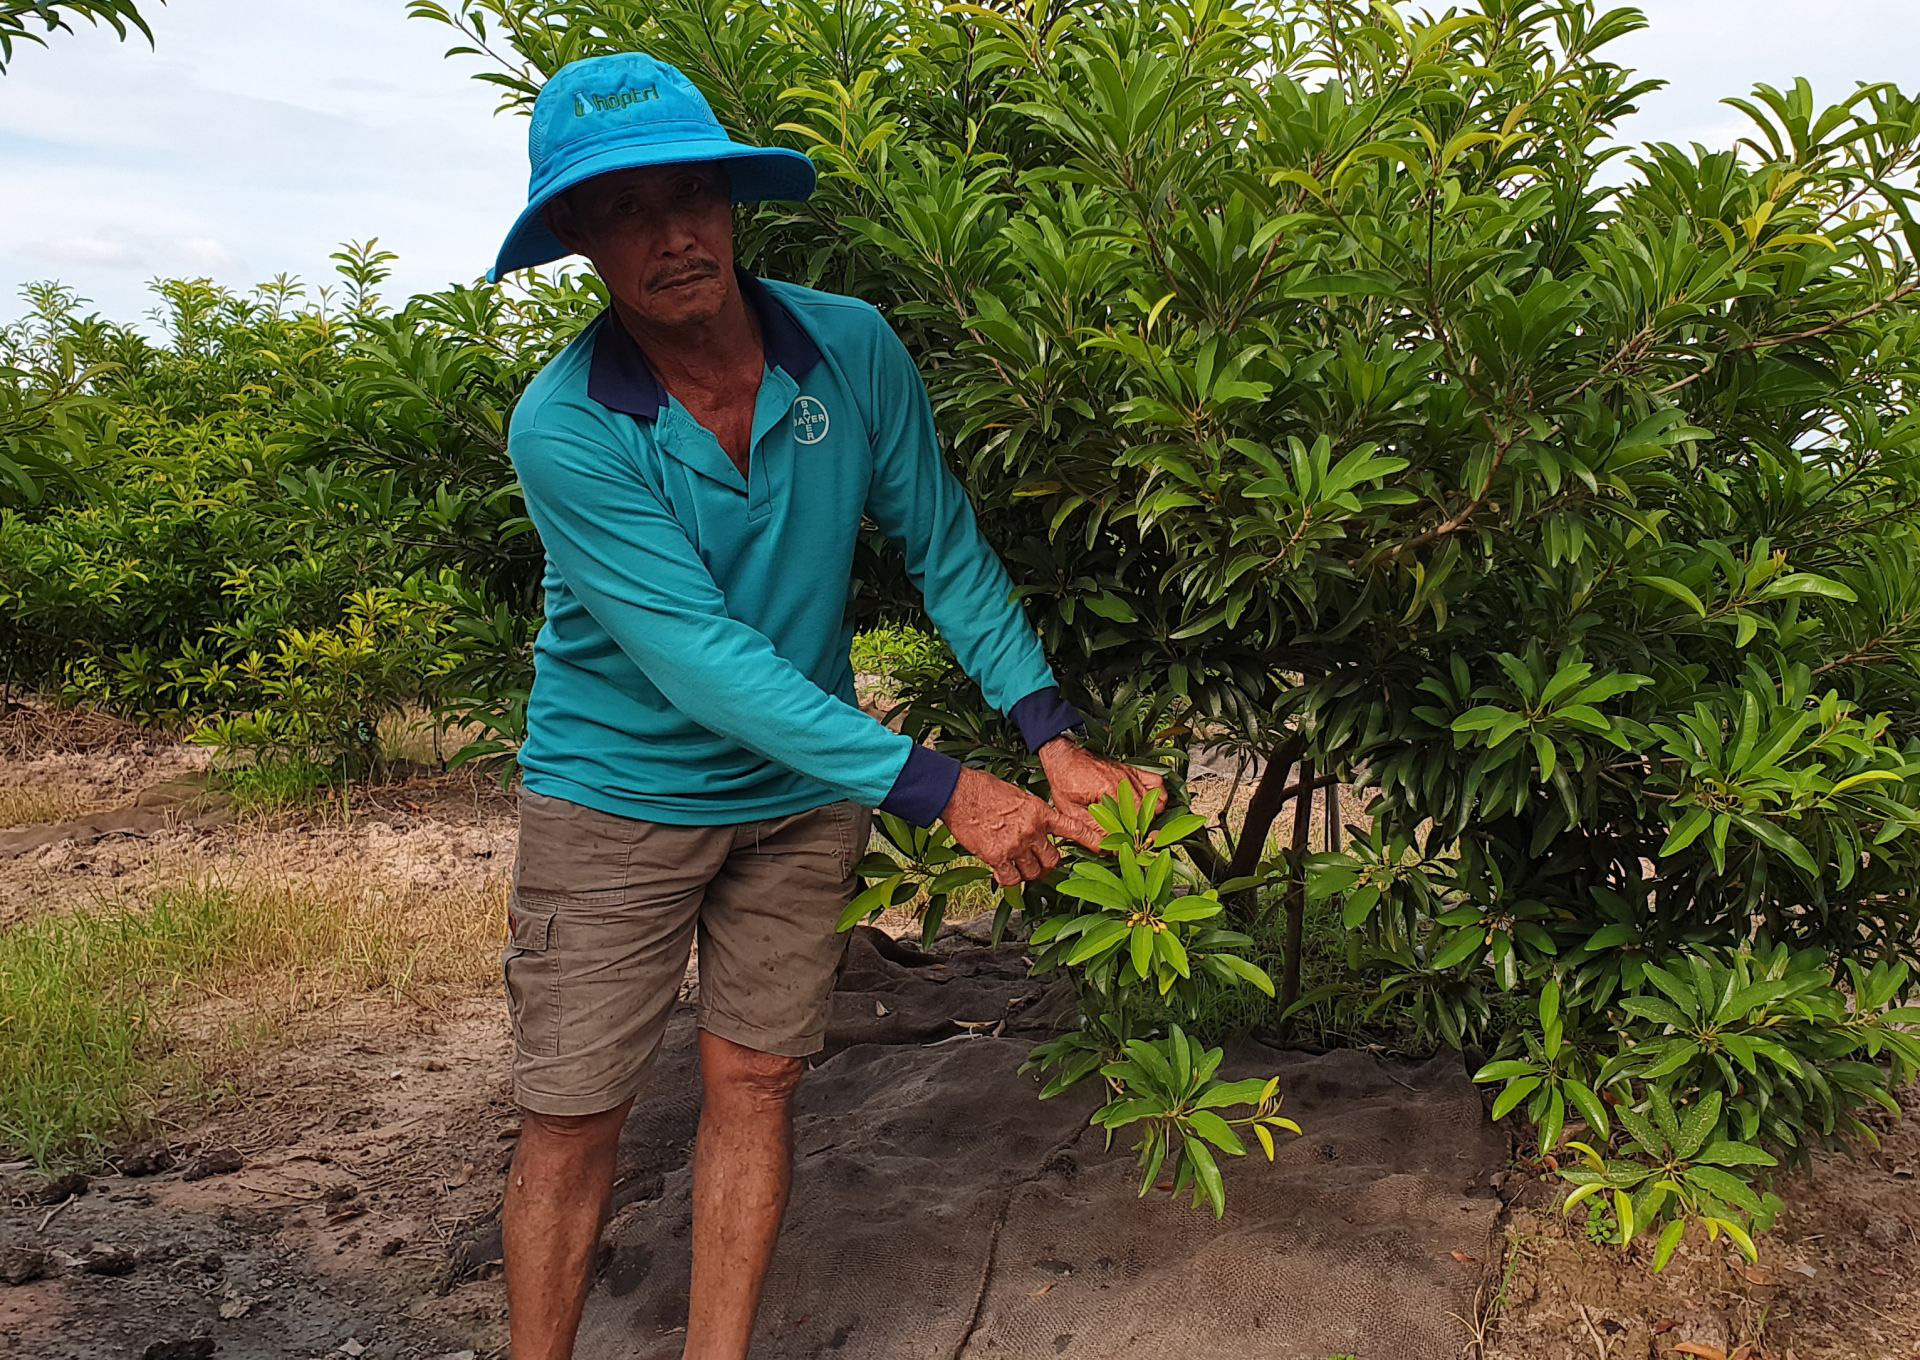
[0,875,502,1169]
[219,757,342,815]
[1,895,224,1168]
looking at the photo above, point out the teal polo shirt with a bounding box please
[508,272,1081,827]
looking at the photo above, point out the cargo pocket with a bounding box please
[502,891,559,1058]
[838,802,874,881]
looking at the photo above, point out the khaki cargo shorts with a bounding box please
[504,790,873,1116]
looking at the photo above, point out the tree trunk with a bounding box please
[1280,760,1316,1015]
[1323,770,1340,852]
[1225,733,1305,885]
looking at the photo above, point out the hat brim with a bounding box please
[488,140,817,282]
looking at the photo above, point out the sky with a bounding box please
[2,0,1919,328]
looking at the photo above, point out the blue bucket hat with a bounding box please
[488,53,817,282]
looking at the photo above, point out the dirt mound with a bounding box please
[525,928,1506,1360]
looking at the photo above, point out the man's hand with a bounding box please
[1039,737,1167,847]
[940,767,1103,887]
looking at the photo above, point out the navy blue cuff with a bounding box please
[879,743,964,827]
[1009,685,1085,754]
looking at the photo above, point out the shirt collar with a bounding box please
[586,269,823,423]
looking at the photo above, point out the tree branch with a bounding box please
[1656,280,1920,398]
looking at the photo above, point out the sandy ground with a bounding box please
[1,713,1915,1359]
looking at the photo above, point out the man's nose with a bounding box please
[654,208,704,254]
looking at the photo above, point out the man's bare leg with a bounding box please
[503,1097,634,1360]
[683,1030,806,1360]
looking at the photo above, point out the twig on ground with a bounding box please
[1449,1281,1492,1358]
[236,1180,328,1201]
[950,1124,1087,1360]
[1577,1303,1611,1360]
[36,1194,76,1233]
[1372,1054,1423,1093]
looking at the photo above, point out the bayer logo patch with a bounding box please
[790,396,830,445]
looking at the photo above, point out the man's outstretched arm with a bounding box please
[859,316,1164,838]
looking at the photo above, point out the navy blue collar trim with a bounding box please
[586,270,823,422]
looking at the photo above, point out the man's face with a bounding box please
[548,164,735,326]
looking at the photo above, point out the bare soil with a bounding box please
[2,1006,515,1360]
[1,717,1914,1359]
[1484,1090,1920,1360]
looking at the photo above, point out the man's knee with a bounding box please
[516,1101,630,1163]
[701,1034,806,1111]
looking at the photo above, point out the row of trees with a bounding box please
[0,252,592,788]
[8,0,1920,1266]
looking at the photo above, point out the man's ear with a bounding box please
[544,191,586,254]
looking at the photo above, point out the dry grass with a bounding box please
[0,698,143,763]
[376,709,449,768]
[0,867,506,1168]
[0,783,98,828]
[375,709,502,772]
[185,869,507,1006]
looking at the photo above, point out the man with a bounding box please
[489,52,1163,1360]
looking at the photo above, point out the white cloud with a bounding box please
[177,235,246,274]
[25,235,153,271]
[0,0,526,322]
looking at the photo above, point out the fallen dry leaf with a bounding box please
[1653,1320,1679,1336]
[1449,1251,1478,1265]
[446,1162,475,1190]
[1738,1264,1777,1286]
[1028,1282,1054,1299]
[874,1001,891,1018]
[1672,1344,1728,1360]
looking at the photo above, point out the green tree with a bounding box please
[417,0,1920,1250]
